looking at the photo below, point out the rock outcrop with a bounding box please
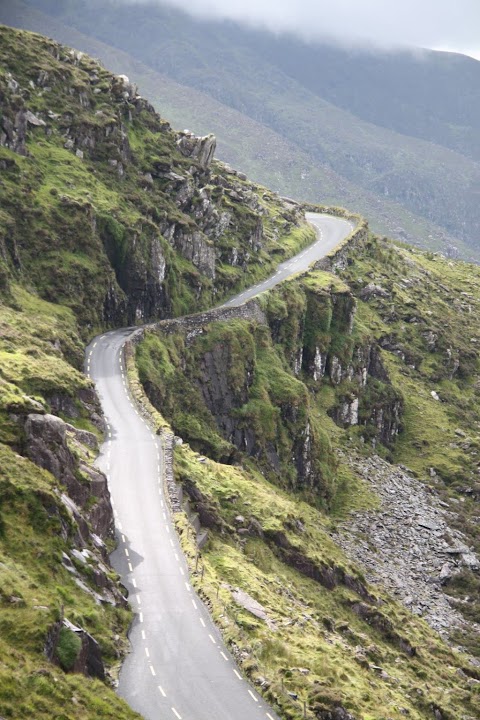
[46,618,105,679]
[23,412,113,541]
[176,132,216,170]
[0,28,306,329]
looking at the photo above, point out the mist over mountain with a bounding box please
[3,0,480,259]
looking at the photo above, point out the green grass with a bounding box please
[171,442,479,720]
[0,23,319,330]
[0,444,138,719]
[0,281,139,718]
[134,231,480,718]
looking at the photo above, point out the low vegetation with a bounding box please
[136,234,480,718]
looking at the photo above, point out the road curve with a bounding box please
[86,213,354,720]
[222,213,353,307]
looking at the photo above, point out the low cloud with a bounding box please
[127,0,480,55]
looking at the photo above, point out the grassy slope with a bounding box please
[0,23,313,329]
[0,285,139,720]
[0,0,476,260]
[338,237,480,655]
[135,252,480,718]
[0,23,317,718]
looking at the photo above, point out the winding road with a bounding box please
[85,213,354,720]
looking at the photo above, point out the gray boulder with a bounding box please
[176,132,216,170]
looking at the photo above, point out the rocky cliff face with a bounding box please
[137,260,405,501]
[265,270,403,448]
[0,25,308,330]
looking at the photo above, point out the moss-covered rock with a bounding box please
[0,24,313,332]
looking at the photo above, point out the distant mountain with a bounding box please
[3,0,480,260]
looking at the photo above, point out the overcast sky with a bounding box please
[144,0,480,59]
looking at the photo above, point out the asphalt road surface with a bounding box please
[86,213,354,720]
[221,213,353,307]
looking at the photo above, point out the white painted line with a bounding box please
[141,630,146,640]
[266,714,275,720]
[137,596,141,606]
[169,539,174,547]
[233,669,242,680]
[124,549,129,558]
[185,582,191,593]
[117,521,122,530]
[150,665,156,676]
[175,553,179,561]
[145,647,150,658]
[208,634,216,645]
[248,689,258,702]
[121,534,126,543]
[171,708,182,720]
[162,512,166,520]
[220,651,228,661]
[128,562,133,572]
[139,612,143,623]
[132,579,137,588]
[179,567,184,576]
[191,599,197,610]
[158,685,167,698]
[166,527,170,534]
[200,618,206,628]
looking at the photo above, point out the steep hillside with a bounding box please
[0,284,142,719]
[0,0,465,262]
[0,24,314,718]
[135,226,480,719]
[9,0,480,259]
[0,24,312,330]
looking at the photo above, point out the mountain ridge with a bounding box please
[2,0,480,260]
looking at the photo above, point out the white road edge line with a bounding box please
[248,689,258,702]
[233,669,242,680]
[158,685,167,697]
[171,708,182,720]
